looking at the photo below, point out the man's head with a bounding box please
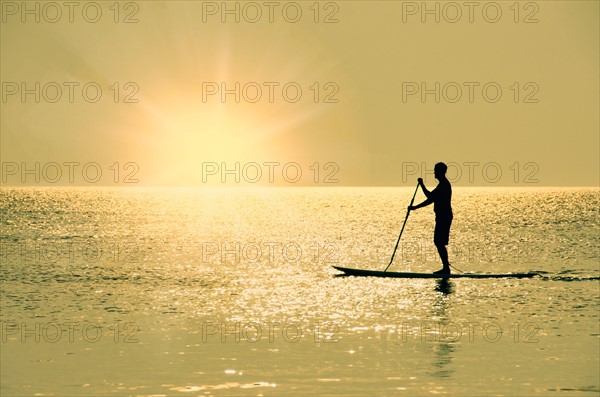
[434,162,448,179]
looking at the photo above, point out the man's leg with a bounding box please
[434,215,452,273]
[436,244,450,272]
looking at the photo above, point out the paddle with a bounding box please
[384,183,419,272]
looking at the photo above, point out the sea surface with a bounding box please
[1,187,598,396]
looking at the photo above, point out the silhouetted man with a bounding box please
[408,162,453,274]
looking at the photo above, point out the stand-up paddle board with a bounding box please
[333,266,539,279]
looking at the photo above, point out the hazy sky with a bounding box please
[1,1,598,186]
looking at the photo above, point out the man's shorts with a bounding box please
[434,214,453,246]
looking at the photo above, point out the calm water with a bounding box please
[1,187,598,396]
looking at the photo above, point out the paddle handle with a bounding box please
[384,183,419,272]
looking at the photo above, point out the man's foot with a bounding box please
[433,268,451,275]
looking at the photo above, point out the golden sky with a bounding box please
[1,1,598,186]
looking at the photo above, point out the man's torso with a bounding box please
[433,179,452,217]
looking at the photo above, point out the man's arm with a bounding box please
[409,197,433,211]
[409,178,437,211]
[418,178,432,198]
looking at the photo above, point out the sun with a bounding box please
[167,106,268,161]
[107,14,346,186]
[142,101,273,185]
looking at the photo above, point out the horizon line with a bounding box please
[1,184,599,189]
